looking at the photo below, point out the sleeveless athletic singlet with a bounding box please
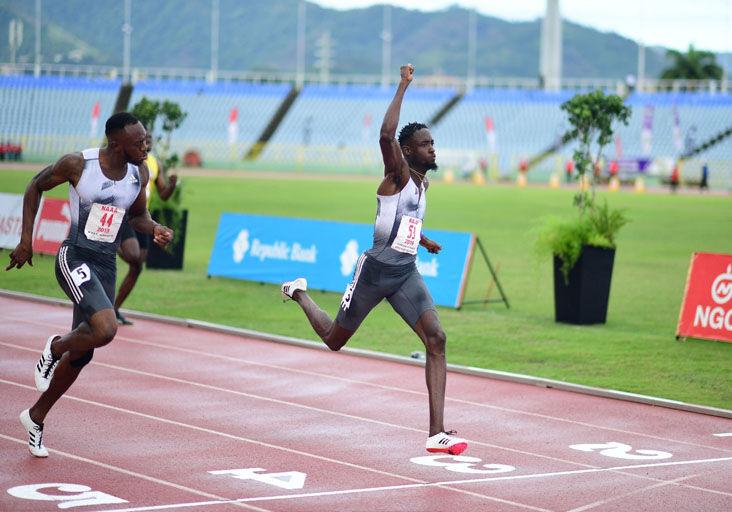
[65,148,142,257]
[366,176,426,265]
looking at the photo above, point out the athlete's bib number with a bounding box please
[391,215,422,255]
[84,203,125,243]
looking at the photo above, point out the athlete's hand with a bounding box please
[421,238,441,254]
[6,241,33,270]
[400,64,414,83]
[153,224,174,248]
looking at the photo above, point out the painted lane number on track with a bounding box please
[6,483,127,509]
[410,455,516,474]
[570,442,673,460]
[209,468,307,490]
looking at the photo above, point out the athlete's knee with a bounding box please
[324,329,350,351]
[424,328,446,356]
[129,258,143,276]
[69,349,94,368]
[91,319,117,347]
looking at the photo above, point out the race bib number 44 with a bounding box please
[84,203,125,243]
[391,215,422,255]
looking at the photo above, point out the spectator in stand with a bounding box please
[565,160,574,183]
[700,163,709,192]
[670,163,680,193]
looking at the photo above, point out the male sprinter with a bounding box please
[115,129,177,325]
[6,112,174,457]
[282,64,467,455]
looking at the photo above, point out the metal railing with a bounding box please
[1,62,728,94]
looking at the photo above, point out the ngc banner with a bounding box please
[207,213,475,308]
[676,252,732,343]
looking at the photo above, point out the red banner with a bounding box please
[33,197,71,255]
[676,252,732,343]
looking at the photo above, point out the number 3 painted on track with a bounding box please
[410,455,516,474]
[570,442,673,460]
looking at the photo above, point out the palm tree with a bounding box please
[660,45,723,80]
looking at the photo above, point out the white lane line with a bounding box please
[565,474,701,512]
[0,434,269,512]
[713,433,732,437]
[92,456,732,512]
[0,379,551,512]
[0,339,600,469]
[2,320,728,456]
[0,378,425,485]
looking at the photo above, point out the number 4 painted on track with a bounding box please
[209,468,307,490]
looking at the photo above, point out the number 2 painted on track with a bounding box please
[209,468,307,490]
[410,455,516,474]
[570,442,673,460]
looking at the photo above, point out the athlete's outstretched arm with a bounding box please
[379,64,413,185]
[6,154,83,270]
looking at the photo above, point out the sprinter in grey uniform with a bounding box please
[7,112,174,457]
[282,64,467,455]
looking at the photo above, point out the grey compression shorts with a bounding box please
[55,244,116,329]
[336,253,436,332]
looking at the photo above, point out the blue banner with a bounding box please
[207,213,475,308]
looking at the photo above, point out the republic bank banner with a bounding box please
[207,213,475,308]
[0,193,70,255]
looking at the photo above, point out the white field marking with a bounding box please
[0,342,728,476]
[565,474,702,512]
[0,378,424,485]
[0,339,598,470]
[2,319,728,456]
[89,456,732,512]
[1,347,719,502]
[0,379,552,512]
[713,433,732,437]
[0,434,269,512]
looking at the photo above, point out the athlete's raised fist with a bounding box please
[400,64,414,83]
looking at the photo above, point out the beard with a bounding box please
[427,161,439,171]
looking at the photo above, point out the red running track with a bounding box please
[1,293,731,512]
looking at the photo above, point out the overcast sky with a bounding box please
[312,0,732,54]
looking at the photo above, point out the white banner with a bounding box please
[0,192,24,249]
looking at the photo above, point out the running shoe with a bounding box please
[35,335,60,392]
[19,409,48,457]
[281,278,307,301]
[115,309,133,325]
[426,430,468,455]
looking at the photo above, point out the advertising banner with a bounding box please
[208,213,475,308]
[32,197,71,255]
[0,192,25,249]
[676,252,732,343]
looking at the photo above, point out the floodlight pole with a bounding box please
[122,0,132,84]
[381,5,391,89]
[209,0,219,83]
[34,0,41,77]
[467,8,476,91]
[296,0,306,88]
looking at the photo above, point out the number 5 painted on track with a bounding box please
[209,468,307,489]
[570,442,672,460]
[6,483,127,509]
[410,455,516,474]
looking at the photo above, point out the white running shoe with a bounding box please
[35,335,60,392]
[281,278,307,301]
[19,409,48,457]
[426,430,468,455]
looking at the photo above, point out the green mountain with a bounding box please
[0,0,703,79]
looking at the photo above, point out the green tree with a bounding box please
[130,97,187,171]
[660,45,723,81]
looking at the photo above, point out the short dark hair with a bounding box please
[398,122,428,146]
[105,112,139,137]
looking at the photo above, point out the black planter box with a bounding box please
[146,209,187,270]
[553,245,615,325]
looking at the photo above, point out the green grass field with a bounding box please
[2,168,731,409]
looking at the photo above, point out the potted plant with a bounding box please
[537,90,631,324]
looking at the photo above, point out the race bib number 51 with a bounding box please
[84,203,125,243]
[391,215,422,255]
